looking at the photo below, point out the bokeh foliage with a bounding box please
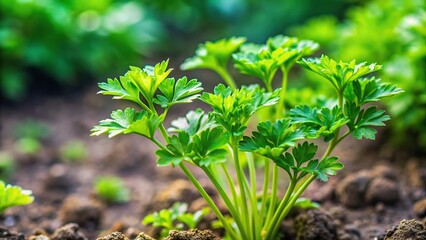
[292,0,426,151]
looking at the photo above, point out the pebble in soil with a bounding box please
[413,198,426,218]
[96,230,218,240]
[51,223,87,240]
[336,165,400,208]
[0,227,24,240]
[164,229,220,240]
[384,219,426,240]
[97,232,128,240]
[59,195,105,229]
[294,209,338,240]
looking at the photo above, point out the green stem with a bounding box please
[231,137,251,239]
[215,66,237,89]
[268,174,317,238]
[263,178,296,239]
[247,153,261,239]
[136,99,153,114]
[203,167,248,239]
[259,159,270,222]
[275,67,288,119]
[179,163,240,240]
[152,138,167,151]
[221,163,238,203]
[159,125,169,142]
[264,164,278,231]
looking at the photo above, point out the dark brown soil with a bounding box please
[1,84,425,239]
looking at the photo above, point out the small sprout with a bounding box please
[143,202,210,238]
[0,180,34,214]
[15,137,41,155]
[60,140,87,163]
[94,176,130,204]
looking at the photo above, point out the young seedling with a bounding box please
[92,36,402,239]
[0,180,34,214]
[143,202,210,238]
[94,176,130,204]
[60,140,87,163]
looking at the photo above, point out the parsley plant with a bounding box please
[92,36,402,240]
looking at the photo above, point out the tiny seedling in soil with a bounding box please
[60,140,88,163]
[0,180,34,214]
[92,36,402,239]
[143,202,210,239]
[94,176,130,204]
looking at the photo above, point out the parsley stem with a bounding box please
[247,153,261,239]
[263,178,296,239]
[151,138,167,151]
[215,66,237,89]
[231,138,251,239]
[203,167,248,239]
[264,164,278,231]
[221,163,238,204]
[259,158,270,223]
[136,99,153,114]
[269,174,317,238]
[179,163,240,240]
[275,67,288,119]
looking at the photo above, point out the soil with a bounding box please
[1,80,425,239]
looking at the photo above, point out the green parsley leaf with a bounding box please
[299,55,382,93]
[201,84,280,136]
[0,181,34,213]
[345,103,390,140]
[169,109,215,136]
[98,76,140,104]
[91,108,161,139]
[192,127,229,166]
[344,77,404,106]
[156,132,192,166]
[239,119,305,160]
[290,105,348,141]
[180,37,246,71]
[127,60,172,103]
[154,77,203,108]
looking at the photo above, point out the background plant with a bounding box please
[92,36,401,239]
[0,180,34,214]
[94,176,130,204]
[143,202,210,238]
[292,0,426,152]
[60,140,88,163]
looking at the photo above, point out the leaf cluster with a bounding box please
[240,122,342,181]
[233,35,318,88]
[0,181,34,214]
[200,84,280,136]
[180,37,246,71]
[143,202,210,238]
[299,55,382,94]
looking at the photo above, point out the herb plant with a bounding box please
[143,202,210,238]
[0,180,34,214]
[92,36,401,239]
[60,140,87,163]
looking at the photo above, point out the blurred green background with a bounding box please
[0,0,353,101]
[1,0,425,151]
